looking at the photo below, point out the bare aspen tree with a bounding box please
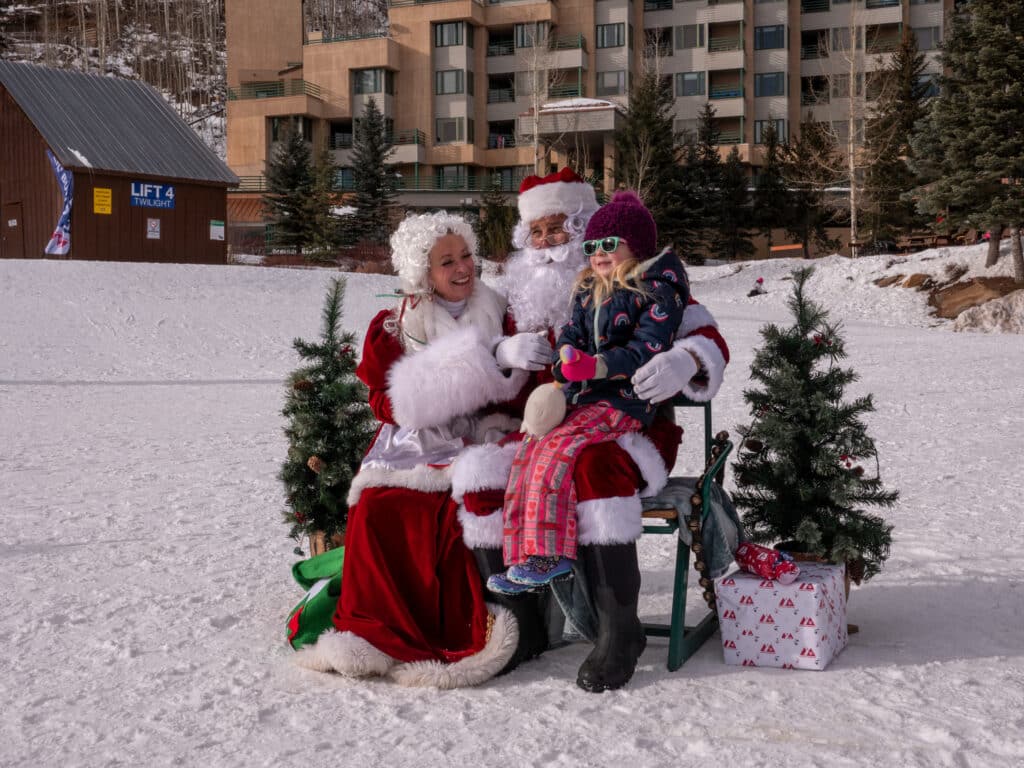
[517,22,568,174]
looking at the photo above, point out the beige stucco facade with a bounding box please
[225,0,951,207]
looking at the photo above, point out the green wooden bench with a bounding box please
[640,397,734,671]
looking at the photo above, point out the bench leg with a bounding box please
[667,538,690,671]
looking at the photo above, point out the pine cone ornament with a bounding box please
[293,379,315,392]
[307,455,325,474]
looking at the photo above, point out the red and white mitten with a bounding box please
[734,542,800,585]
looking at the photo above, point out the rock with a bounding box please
[929,278,1019,319]
[902,273,931,289]
[874,274,905,288]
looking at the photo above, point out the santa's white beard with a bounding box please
[504,240,587,333]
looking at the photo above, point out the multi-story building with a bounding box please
[225,0,951,209]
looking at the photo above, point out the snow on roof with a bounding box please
[539,97,619,112]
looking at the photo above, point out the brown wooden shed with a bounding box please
[0,61,238,264]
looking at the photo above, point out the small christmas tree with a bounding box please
[733,267,897,581]
[280,278,375,545]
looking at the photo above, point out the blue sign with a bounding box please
[130,182,176,209]
[44,150,73,255]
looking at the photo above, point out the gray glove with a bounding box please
[631,346,700,404]
[494,332,552,372]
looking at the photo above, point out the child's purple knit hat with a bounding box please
[584,190,657,261]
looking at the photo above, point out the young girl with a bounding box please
[488,191,691,594]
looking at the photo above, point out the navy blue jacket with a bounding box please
[552,248,690,424]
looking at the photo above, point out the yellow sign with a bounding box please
[93,187,112,215]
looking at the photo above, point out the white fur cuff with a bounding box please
[675,335,726,402]
[615,432,668,498]
[451,442,518,501]
[457,507,504,549]
[577,494,643,545]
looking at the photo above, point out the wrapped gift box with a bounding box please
[715,562,847,670]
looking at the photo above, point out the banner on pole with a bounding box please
[44,150,73,255]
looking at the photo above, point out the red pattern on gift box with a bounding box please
[714,563,848,671]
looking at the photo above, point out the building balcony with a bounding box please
[227,79,322,101]
[487,87,516,103]
[547,82,585,98]
[709,84,743,99]
[487,40,515,57]
[548,35,588,70]
[800,0,829,12]
[230,175,268,192]
[333,129,427,165]
[644,0,673,10]
[518,102,623,137]
[708,36,742,53]
[487,133,517,148]
[305,31,388,45]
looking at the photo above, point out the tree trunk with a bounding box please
[1012,226,1024,284]
[985,224,1004,267]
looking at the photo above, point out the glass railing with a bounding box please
[227,79,322,101]
[487,88,516,103]
[547,83,585,97]
[709,84,742,99]
[487,134,516,148]
[548,34,587,52]
[800,0,829,11]
[306,31,388,45]
[330,129,426,149]
[708,37,742,52]
[801,43,826,59]
[487,40,515,56]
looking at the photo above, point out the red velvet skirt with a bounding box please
[333,485,489,664]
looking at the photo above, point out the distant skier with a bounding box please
[747,276,766,297]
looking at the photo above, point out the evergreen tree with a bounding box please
[263,126,315,253]
[305,148,345,258]
[280,278,375,543]
[752,121,790,253]
[347,97,398,245]
[692,102,724,254]
[780,119,841,256]
[474,179,518,261]
[910,0,1024,280]
[662,134,706,258]
[614,66,682,247]
[732,267,897,580]
[863,31,930,241]
[715,146,756,260]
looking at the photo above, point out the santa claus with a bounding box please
[452,168,730,692]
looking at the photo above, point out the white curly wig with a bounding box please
[390,211,479,294]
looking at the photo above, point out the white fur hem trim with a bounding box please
[615,432,668,498]
[347,464,451,506]
[451,442,518,501]
[294,630,396,677]
[387,604,519,689]
[388,328,527,430]
[577,494,643,545]
[675,335,726,402]
[679,302,717,337]
[457,507,504,548]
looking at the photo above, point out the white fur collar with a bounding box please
[400,282,507,353]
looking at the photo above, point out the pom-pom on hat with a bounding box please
[389,211,478,294]
[584,190,658,261]
[517,167,599,225]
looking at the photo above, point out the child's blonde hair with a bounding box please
[573,257,647,306]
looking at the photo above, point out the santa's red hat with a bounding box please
[517,167,599,225]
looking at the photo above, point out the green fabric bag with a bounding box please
[286,547,345,650]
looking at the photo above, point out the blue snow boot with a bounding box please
[487,571,541,595]
[507,555,574,586]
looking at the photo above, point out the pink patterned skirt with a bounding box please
[503,404,642,564]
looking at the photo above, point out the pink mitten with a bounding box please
[559,345,602,381]
[734,542,801,585]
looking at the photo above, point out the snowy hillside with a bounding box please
[1,249,1023,767]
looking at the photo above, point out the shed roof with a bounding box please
[0,61,238,186]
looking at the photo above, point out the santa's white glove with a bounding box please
[494,332,552,372]
[631,346,700,404]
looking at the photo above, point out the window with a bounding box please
[270,115,313,142]
[646,27,673,56]
[434,22,463,47]
[831,119,864,142]
[334,168,354,190]
[515,22,547,48]
[435,70,464,95]
[910,0,939,4]
[916,73,940,98]
[466,24,475,49]
[831,72,864,98]
[436,117,465,143]
[596,23,625,49]
[831,27,862,52]
[913,26,941,51]
[675,24,704,50]
[596,70,626,96]
[754,119,786,144]
[437,165,467,189]
[754,72,786,97]
[676,71,705,97]
[755,25,785,50]
[353,69,383,95]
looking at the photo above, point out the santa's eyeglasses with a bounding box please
[529,228,567,246]
[582,236,625,257]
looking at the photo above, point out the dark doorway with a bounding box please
[1,202,25,259]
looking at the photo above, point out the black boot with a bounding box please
[472,547,550,675]
[576,543,646,693]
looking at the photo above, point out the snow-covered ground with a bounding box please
[2,246,1023,767]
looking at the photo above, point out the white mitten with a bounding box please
[631,346,700,404]
[494,332,552,371]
